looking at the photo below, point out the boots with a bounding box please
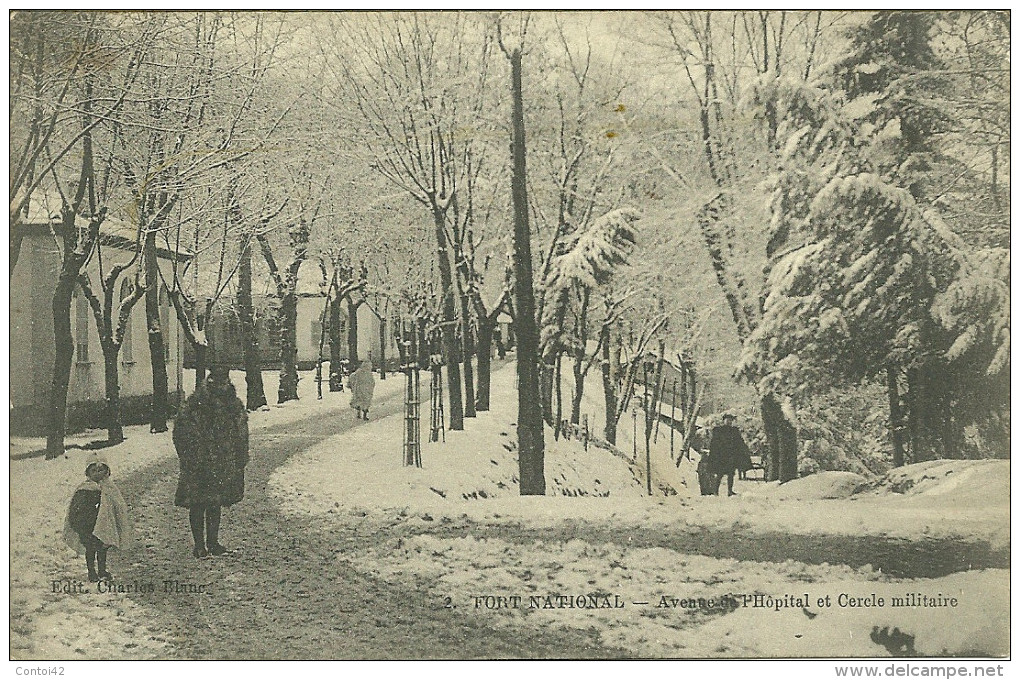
[190,507,209,558]
[206,506,227,556]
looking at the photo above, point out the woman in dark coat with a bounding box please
[707,413,753,497]
[173,367,249,558]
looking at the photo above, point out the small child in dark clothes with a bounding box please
[63,461,131,582]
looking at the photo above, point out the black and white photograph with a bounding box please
[8,10,1010,666]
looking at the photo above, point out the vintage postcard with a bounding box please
[9,10,1009,667]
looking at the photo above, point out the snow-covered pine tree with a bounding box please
[742,14,1009,464]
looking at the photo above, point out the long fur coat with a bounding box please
[706,424,752,475]
[172,380,249,508]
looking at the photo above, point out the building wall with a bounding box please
[191,297,400,371]
[295,297,398,368]
[10,232,185,433]
[9,236,39,409]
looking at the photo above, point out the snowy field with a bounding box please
[270,361,1009,658]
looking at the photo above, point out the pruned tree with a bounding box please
[255,163,329,403]
[315,247,366,393]
[34,14,153,457]
[322,13,498,431]
[229,171,290,410]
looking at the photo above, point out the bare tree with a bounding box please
[496,14,546,495]
[34,15,153,457]
[322,13,498,431]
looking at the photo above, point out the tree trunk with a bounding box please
[144,232,169,432]
[475,316,493,411]
[906,366,921,462]
[192,304,209,391]
[939,368,960,460]
[554,354,563,439]
[46,208,103,458]
[460,295,475,418]
[102,344,124,444]
[599,324,618,446]
[378,312,387,380]
[328,296,343,391]
[46,274,77,458]
[347,298,359,370]
[677,384,705,463]
[887,364,905,467]
[193,343,207,391]
[651,340,666,442]
[238,236,267,410]
[278,292,299,403]
[509,48,545,495]
[762,393,797,482]
[432,208,464,431]
[540,360,555,425]
[570,348,585,425]
[416,317,429,369]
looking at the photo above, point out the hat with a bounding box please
[85,456,111,477]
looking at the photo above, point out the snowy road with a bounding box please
[106,405,1006,658]
[113,394,626,659]
[418,522,1008,579]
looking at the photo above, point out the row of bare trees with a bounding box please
[9,13,337,457]
[14,11,1005,486]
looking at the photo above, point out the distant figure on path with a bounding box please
[350,360,376,420]
[173,366,249,558]
[493,326,505,359]
[707,413,753,497]
[64,459,132,581]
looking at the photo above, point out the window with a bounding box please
[311,318,322,347]
[120,279,133,363]
[75,292,89,363]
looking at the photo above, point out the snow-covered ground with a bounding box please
[270,360,1009,658]
[10,361,1008,658]
[354,535,1006,657]
[273,362,1009,549]
[9,368,403,659]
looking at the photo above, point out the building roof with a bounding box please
[14,194,194,261]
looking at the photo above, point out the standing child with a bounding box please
[63,460,132,582]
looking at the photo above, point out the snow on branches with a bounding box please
[545,207,641,292]
[538,207,641,358]
[741,74,1010,402]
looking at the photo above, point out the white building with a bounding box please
[10,202,188,434]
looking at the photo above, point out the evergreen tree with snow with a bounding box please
[742,12,1009,465]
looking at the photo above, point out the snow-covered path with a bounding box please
[11,364,1008,659]
[95,395,624,659]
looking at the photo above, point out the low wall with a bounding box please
[10,392,182,437]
